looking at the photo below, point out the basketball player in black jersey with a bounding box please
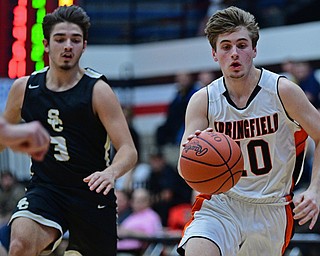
[2,5,137,256]
[0,118,49,161]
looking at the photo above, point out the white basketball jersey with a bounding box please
[207,68,308,199]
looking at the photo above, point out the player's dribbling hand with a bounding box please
[293,189,320,229]
[182,127,214,147]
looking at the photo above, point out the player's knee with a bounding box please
[64,250,83,256]
[9,237,38,256]
[185,237,221,256]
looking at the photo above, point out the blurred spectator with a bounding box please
[291,61,320,110]
[122,105,141,157]
[280,59,297,83]
[147,150,193,227]
[117,188,162,254]
[115,162,151,192]
[0,171,25,226]
[155,72,197,148]
[196,70,216,89]
[116,190,133,225]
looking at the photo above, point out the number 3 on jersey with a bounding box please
[51,136,70,161]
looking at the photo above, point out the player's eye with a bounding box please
[237,43,247,49]
[72,38,82,43]
[54,38,65,43]
[221,44,231,51]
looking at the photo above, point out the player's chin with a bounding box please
[60,63,73,70]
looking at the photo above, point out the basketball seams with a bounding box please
[180,131,244,194]
[197,135,232,164]
[180,154,228,168]
[181,153,243,181]
[205,133,242,187]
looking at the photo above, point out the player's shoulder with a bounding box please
[84,67,108,83]
[30,66,49,76]
[188,86,209,108]
[12,75,30,91]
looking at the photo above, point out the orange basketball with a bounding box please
[179,131,244,194]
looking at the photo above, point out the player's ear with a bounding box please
[43,39,49,53]
[82,40,87,52]
[212,49,218,62]
[253,47,257,59]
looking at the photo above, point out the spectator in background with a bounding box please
[0,171,25,256]
[115,190,132,225]
[280,59,297,83]
[117,188,162,254]
[0,171,25,226]
[115,163,151,193]
[291,61,320,110]
[147,150,193,227]
[155,72,197,148]
[196,70,216,89]
[122,105,141,157]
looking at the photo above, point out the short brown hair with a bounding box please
[205,6,259,50]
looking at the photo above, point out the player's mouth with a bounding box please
[61,52,73,59]
[230,62,241,70]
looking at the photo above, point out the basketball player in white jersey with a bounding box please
[177,6,320,256]
[0,117,49,161]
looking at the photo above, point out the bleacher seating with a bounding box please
[82,0,206,44]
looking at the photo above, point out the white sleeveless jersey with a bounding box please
[207,68,308,199]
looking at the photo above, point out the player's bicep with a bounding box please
[92,81,133,150]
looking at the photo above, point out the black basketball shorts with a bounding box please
[10,182,117,256]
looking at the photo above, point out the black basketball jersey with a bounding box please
[22,67,112,188]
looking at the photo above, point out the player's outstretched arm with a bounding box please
[279,77,320,229]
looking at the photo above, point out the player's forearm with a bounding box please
[0,118,9,151]
[111,145,138,179]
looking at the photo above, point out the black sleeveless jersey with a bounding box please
[22,67,112,189]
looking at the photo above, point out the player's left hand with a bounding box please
[293,189,320,229]
[83,168,115,195]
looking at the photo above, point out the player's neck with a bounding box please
[46,66,84,92]
[225,68,261,108]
